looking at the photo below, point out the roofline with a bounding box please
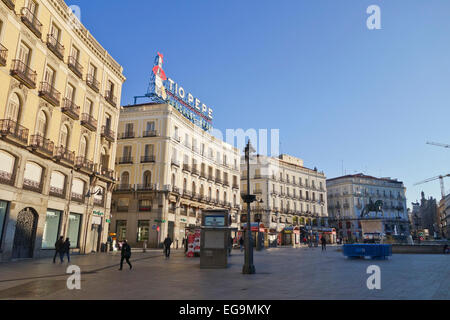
[327,173,403,184]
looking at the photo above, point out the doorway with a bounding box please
[12,208,38,259]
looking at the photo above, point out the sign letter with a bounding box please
[66,265,81,290]
[366,5,381,30]
[366,265,381,290]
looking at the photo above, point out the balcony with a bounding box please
[54,146,75,165]
[75,156,94,173]
[99,168,114,181]
[141,155,155,163]
[20,7,42,38]
[183,164,191,172]
[0,170,14,186]
[80,113,97,132]
[29,134,54,157]
[10,60,37,89]
[49,186,65,199]
[115,184,133,192]
[71,192,85,203]
[101,126,115,142]
[207,174,214,182]
[223,180,230,187]
[143,130,157,137]
[2,0,15,10]
[0,44,7,66]
[215,178,223,185]
[232,183,239,190]
[191,167,199,176]
[61,98,80,120]
[105,90,117,107]
[68,56,83,79]
[0,119,29,146]
[171,159,180,167]
[118,156,133,164]
[182,190,192,198]
[119,131,135,139]
[86,74,100,93]
[23,179,42,193]
[46,34,64,60]
[39,82,61,107]
[136,184,156,191]
[172,186,180,194]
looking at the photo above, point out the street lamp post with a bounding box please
[242,140,256,274]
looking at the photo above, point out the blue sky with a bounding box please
[71,0,450,206]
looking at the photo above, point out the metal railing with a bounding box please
[100,168,114,180]
[29,134,54,156]
[75,156,94,172]
[105,90,117,107]
[20,7,42,38]
[101,126,115,142]
[54,146,75,165]
[39,82,61,106]
[23,178,42,193]
[10,59,37,88]
[62,98,80,119]
[80,113,97,131]
[0,170,14,186]
[71,192,85,203]
[2,0,15,11]
[119,131,135,139]
[86,74,100,92]
[46,34,64,60]
[141,155,155,163]
[0,44,7,66]
[49,186,65,199]
[118,156,133,164]
[0,119,29,145]
[143,130,157,137]
[68,55,83,78]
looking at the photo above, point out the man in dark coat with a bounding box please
[62,238,71,263]
[53,236,64,263]
[163,236,172,258]
[119,240,132,270]
[321,236,327,251]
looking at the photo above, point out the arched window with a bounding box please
[0,150,16,183]
[183,178,187,191]
[101,147,109,169]
[216,189,220,202]
[6,93,20,122]
[192,182,196,194]
[208,187,212,199]
[79,136,88,158]
[36,110,47,137]
[59,124,69,148]
[143,171,151,186]
[223,191,227,203]
[121,172,129,186]
[200,184,204,197]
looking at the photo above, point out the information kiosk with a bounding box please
[200,210,231,269]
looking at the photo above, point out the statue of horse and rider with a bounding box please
[360,199,384,218]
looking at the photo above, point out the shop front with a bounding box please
[282,226,294,246]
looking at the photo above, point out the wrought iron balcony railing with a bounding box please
[20,7,42,38]
[99,168,114,181]
[0,170,14,186]
[62,98,80,120]
[119,131,135,139]
[115,184,133,192]
[23,178,43,193]
[2,0,15,11]
[29,134,54,157]
[80,113,97,132]
[118,156,133,164]
[46,34,64,60]
[71,192,85,203]
[54,146,75,165]
[10,59,37,89]
[49,186,65,199]
[0,119,29,146]
[75,156,94,172]
[143,130,157,137]
[39,82,61,106]
[136,184,156,191]
[105,90,117,107]
[183,164,191,172]
[101,126,115,142]
[141,155,155,163]
[86,74,100,93]
[171,159,180,167]
[68,55,83,79]
[0,43,7,66]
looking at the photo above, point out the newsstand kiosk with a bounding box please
[200,210,231,269]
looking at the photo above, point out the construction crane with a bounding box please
[426,141,450,149]
[414,174,450,199]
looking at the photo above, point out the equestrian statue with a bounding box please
[360,199,384,218]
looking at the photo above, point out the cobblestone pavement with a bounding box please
[0,247,448,300]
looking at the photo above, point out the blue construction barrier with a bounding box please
[343,244,392,260]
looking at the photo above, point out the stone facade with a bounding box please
[0,0,125,261]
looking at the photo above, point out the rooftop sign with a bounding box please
[150,53,213,131]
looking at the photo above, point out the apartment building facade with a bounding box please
[111,103,241,248]
[0,0,125,261]
[240,154,330,247]
[327,174,409,242]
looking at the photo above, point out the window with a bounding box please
[85,98,94,116]
[125,123,133,135]
[70,46,80,62]
[79,136,88,158]
[65,83,75,101]
[145,145,154,157]
[35,110,47,137]
[23,161,43,186]
[67,213,82,248]
[0,150,15,183]
[137,221,150,242]
[71,178,85,200]
[6,93,21,122]
[116,221,127,241]
[44,65,56,86]
[143,171,151,186]
[123,146,131,158]
[18,42,31,66]
[49,171,66,197]
[146,121,155,132]
[120,172,129,185]
[139,200,151,212]
[59,124,69,148]
[28,0,38,15]
[0,201,8,247]
[88,64,97,79]
[41,209,62,249]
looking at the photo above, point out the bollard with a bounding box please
[143,241,147,253]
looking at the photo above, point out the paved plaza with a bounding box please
[0,246,448,300]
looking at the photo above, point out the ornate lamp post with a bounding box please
[241,140,256,274]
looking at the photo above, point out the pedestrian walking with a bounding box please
[321,236,327,251]
[119,239,132,270]
[228,236,233,256]
[163,235,173,258]
[239,237,244,252]
[62,238,71,263]
[53,236,64,263]
[183,237,188,253]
